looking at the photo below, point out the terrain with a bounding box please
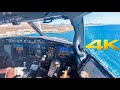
[0,22,73,37]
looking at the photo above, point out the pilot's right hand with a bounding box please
[80,71,89,78]
[60,70,70,78]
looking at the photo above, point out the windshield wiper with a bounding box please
[28,21,43,36]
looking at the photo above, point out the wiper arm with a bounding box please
[28,21,43,36]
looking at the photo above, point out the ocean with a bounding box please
[85,25,120,78]
[27,25,120,78]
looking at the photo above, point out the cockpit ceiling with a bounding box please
[0,12,66,25]
[0,12,90,25]
[0,12,66,18]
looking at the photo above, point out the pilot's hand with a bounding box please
[0,67,16,78]
[5,67,16,78]
[80,71,89,78]
[60,70,70,78]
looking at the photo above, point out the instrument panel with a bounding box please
[0,37,72,45]
[0,37,74,68]
[12,44,74,61]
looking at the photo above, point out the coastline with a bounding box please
[0,22,73,37]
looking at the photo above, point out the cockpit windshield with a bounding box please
[40,19,74,43]
[84,12,120,77]
[0,19,74,43]
[0,22,37,37]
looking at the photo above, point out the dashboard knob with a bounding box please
[41,55,47,61]
[66,66,71,73]
[23,61,26,66]
[23,61,27,69]
[43,55,47,58]
[55,61,60,66]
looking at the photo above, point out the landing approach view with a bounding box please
[0,12,119,78]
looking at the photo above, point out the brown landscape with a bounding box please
[0,22,73,37]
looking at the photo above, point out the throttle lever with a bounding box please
[66,66,71,73]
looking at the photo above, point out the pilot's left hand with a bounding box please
[0,67,16,78]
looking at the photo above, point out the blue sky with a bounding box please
[84,12,120,25]
[41,12,120,25]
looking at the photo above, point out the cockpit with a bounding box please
[0,36,78,78]
[0,12,115,78]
